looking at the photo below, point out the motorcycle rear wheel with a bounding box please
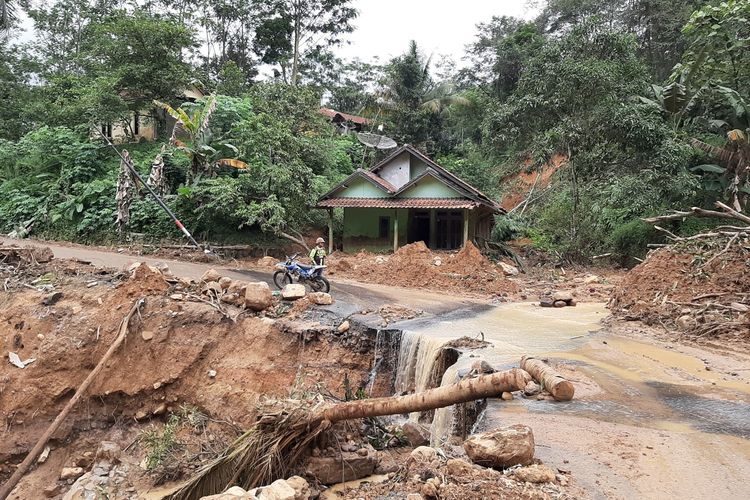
[273,270,292,289]
[309,276,331,293]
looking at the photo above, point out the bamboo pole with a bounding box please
[520,356,575,401]
[0,298,146,500]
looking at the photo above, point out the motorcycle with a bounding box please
[273,253,331,293]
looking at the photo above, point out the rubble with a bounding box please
[281,284,306,300]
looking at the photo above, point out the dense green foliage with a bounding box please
[1,0,749,261]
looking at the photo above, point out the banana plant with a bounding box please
[690,86,750,211]
[153,96,248,182]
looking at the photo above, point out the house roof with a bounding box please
[371,144,499,209]
[317,198,481,209]
[317,145,504,213]
[319,168,397,200]
[319,108,372,125]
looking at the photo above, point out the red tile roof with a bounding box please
[319,108,372,125]
[317,198,480,209]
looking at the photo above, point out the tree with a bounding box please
[678,0,750,91]
[254,0,357,85]
[154,96,248,181]
[0,0,17,33]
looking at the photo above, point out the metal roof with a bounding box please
[317,198,480,209]
[319,108,372,125]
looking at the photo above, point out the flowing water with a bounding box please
[392,301,750,441]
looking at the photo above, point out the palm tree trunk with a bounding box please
[315,368,531,424]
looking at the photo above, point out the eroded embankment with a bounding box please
[0,258,401,490]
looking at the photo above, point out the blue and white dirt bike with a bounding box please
[273,253,331,293]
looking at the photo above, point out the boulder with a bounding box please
[552,291,573,302]
[254,479,297,500]
[512,464,556,483]
[676,315,697,331]
[200,486,250,499]
[401,422,430,446]
[499,262,519,276]
[307,292,333,305]
[553,300,568,308]
[410,446,438,463]
[337,320,350,333]
[421,481,438,498]
[284,476,310,500]
[281,284,306,301]
[43,485,61,498]
[470,360,495,375]
[523,381,541,396]
[218,277,233,290]
[583,275,600,285]
[539,297,555,308]
[463,424,534,469]
[305,452,376,485]
[60,466,84,480]
[201,269,222,282]
[228,280,247,295]
[501,391,514,401]
[245,282,273,311]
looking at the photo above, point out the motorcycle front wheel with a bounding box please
[273,270,293,289]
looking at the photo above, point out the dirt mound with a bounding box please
[610,246,750,343]
[328,242,518,297]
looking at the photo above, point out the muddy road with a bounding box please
[399,303,750,499]
[2,238,487,320]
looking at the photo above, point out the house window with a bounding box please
[101,123,112,139]
[133,113,140,136]
[379,216,390,239]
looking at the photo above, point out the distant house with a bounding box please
[319,107,372,133]
[317,144,503,253]
[95,84,205,144]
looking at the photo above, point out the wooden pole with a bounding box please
[393,210,399,252]
[520,356,575,401]
[327,208,334,254]
[0,298,146,500]
[463,209,469,246]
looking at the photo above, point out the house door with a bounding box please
[408,210,430,245]
[436,211,463,250]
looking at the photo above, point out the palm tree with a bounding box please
[1,0,16,33]
[154,96,248,182]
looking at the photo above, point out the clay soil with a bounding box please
[324,241,520,298]
[610,246,750,347]
[0,258,384,497]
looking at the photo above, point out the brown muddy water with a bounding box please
[394,302,750,499]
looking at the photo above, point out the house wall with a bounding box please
[378,152,411,189]
[399,176,462,198]
[337,177,389,198]
[343,207,408,252]
[410,157,429,178]
[96,112,158,144]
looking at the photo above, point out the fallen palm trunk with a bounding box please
[521,356,575,401]
[167,368,532,500]
[0,298,145,500]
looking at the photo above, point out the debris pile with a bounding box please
[327,241,518,296]
[539,290,577,308]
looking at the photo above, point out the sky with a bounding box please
[335,0,538,65]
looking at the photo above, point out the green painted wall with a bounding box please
[343,207,408,252]
[336,177,388,198]
[400,175,462,198]
[410,157,428,178]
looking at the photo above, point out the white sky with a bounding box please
[335,0,538,64]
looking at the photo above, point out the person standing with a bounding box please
[309,237,327,266]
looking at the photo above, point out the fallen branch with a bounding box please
[167,368,532,500]
[0,298,146,500]
[520,356,575,401]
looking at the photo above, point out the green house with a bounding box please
[317,144,503,253]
